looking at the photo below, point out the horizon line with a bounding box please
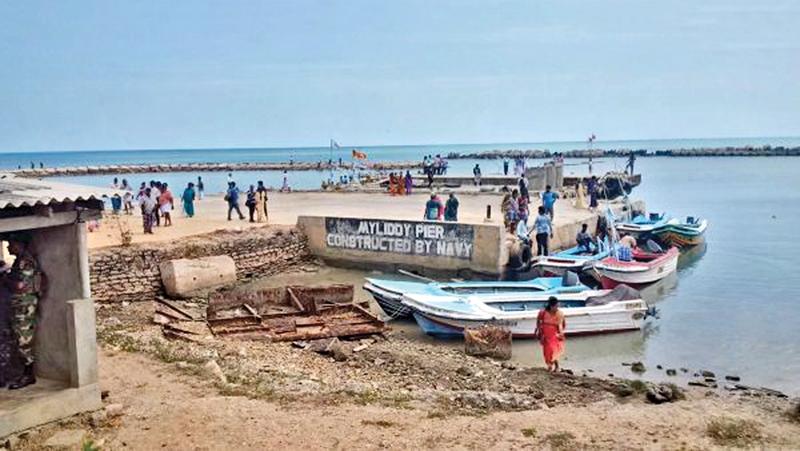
[1,134,799,155]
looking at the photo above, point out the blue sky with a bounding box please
[1,0,798,152]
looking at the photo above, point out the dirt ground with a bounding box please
[9,337,800,450]
[6,281,798,450]
[87,191,602,249]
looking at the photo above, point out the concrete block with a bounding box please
[65,299,98,388]
[159,256,237,298]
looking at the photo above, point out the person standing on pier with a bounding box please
[518,176,529,200]
[424,194,443,221]
[256,181,268,223]
[226,182,245,221]
[534,297,566,372]
[473,164,482,186]
[503,157,509,175]
[588,176,599,211]
[444,193,459,221]
[404,171,413,195]
[533,206,553,256]
[625,152,636,175]
[182,183,196,218]
[541,185,559,219]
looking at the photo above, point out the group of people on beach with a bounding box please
[105,172,284,235]
[386,171,413,195]
[224,178,269,223]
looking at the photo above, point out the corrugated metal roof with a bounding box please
[0,173,115,209]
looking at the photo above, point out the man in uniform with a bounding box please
[1,232,43,389]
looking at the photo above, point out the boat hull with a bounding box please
[653,219,708,248]
[412,303,646,338]
[593,247,679,289]
[363,283,413,318]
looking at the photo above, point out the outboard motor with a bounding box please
[645,239,664,254]
[562,271,579,287]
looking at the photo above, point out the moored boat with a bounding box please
[615,212,670,238]
[591,246,679,289]
[533,239,611,276]
[653,217,708,248]
[402,285,649,338]
[363,276,589,319]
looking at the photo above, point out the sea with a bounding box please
[2,136,799,394]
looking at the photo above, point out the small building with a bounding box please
[0,175,109,437]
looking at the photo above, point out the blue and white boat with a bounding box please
[533,239,611,276]
[402,285,649,338]
[615,212,671,238]
[364,276,590,319]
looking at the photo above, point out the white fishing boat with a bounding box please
[402,285,649,338]
[364,276,589,319]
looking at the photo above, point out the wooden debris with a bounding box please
[204,284,385,342]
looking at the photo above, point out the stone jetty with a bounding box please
[446,145,800,160]
[12,160,420,178]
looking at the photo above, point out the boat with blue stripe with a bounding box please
[363,276,591,319]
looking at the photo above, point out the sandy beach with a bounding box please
[88,190,604,249]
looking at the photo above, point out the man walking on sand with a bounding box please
[226,182,245,221]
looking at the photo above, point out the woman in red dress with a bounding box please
[535,297,566,372]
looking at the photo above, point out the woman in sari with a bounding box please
[388,173,398,195]
[256,181,268,223]
[535,297,566,372]
[182,183,196,218]
[404,171,413,195]
[574,181,587,209]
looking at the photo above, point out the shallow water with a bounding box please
[383,157,800,394]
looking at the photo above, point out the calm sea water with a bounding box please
[7,138,800,394]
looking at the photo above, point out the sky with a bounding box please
[1,0,799,152]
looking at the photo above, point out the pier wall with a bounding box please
[89,227,311,303]
[297,215,507,277]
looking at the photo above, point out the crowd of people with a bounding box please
[105,173,277,235]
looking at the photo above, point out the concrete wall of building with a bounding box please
[30,224,86,382]
[297,215,506,277]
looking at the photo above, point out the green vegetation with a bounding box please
[706,417,762,447]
